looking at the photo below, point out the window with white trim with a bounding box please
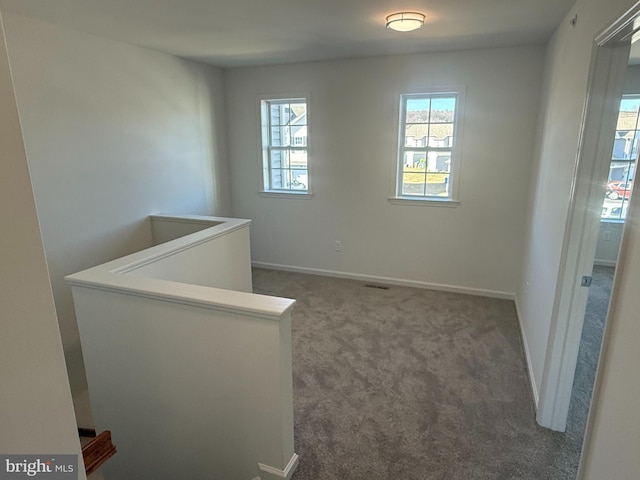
[260,98,309,193]
[395,92,460,201]
[601,94,637,221]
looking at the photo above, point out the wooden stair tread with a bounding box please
[79,430,116,475]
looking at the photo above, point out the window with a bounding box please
[394,92,461,202]
[260,98,309,193]
[601,95,637,221]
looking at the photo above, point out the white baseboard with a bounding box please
[514,295,539,410]
[258,453,299,480]
[252,262,515,300]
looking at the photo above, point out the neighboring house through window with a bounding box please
[392,91,462,203]
[602,94,638,220]
[260,97,309,194]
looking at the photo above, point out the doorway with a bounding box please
[536,3,640,475]
[566,54,639,451]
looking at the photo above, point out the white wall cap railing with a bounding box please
[149,213,228,226]
[114,215,248,273]
[65,215,295,321]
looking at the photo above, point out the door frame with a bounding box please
[536,3,639,432]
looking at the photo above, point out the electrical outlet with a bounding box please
[335,240,342,252]
[603,230,611,241]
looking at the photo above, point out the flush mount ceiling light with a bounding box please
[386,12,425,32]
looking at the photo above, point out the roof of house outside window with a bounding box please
[405,124,453,142]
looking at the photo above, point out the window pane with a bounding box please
[431,152,452,173]
[631,132,640,161]
[426,173,450,196]
[290,150,307,169]
[291,125,307,146]
[270,126,280,145]
[271,126,292,147]
[267,150,308,192]
[290,102,307,125]
[281,104,293,125]
[428,123,454,147]
[402,151,426,170]
[269,102,304,126]
[608,160,633,182]
[405,125,428,147]
[283,149,291,168]
[430,97,456,123]
[601,96,640,219]
[612,134,629,159]
[406,98,430,123]
[270,169,285,190]
[291,169,308,190]
[397,93,459,200]
[271,149,290,169]
[269,104,282,126]
[602,198,627,220]
[270,149,283,169]
[616,112,637,131]
[602,147,635,220]
[612,131,638,160]
[605,180,633,200]
[402,172,425,196]
[262,98,309,193]
[619,97,640,115]
[272,104,291,125]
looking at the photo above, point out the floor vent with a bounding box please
[364,284,390,290]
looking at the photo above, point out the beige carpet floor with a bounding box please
[252,268,591,480]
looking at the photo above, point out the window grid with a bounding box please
[397,93,458,199]
[262,99,308,193]
[602,94,638,221]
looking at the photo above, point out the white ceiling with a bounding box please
[0,0,576,67]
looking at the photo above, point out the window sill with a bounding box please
[259,191,314,199]
[600,218,625,224]
[387,196,460,207]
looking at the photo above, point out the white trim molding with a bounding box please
[66,216,295,321]
[514,296,540,409]
[258,191,314,200]
[257,93,312,196]
[258,453,299,480]
[594,259,617,267]
[252,262,515,300]
[536,22,632,432]
[387,197,460,207]
[392,86,467,203]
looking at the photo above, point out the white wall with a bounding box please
[2,13,230,427]
[127,221,253,293]
[622,63,640,91]
[225,46,544,296]
[516,0,638,402]
[67,221,295,480]
[595,222,623,266]
[150,214,222,245]
[74,289,295,480]
[0,12,84,472]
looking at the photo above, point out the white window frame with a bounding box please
[600,93,638,223]
[258,95,312,198]
[389,88,464,206]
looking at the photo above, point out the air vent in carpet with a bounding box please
[364,284,390,290]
